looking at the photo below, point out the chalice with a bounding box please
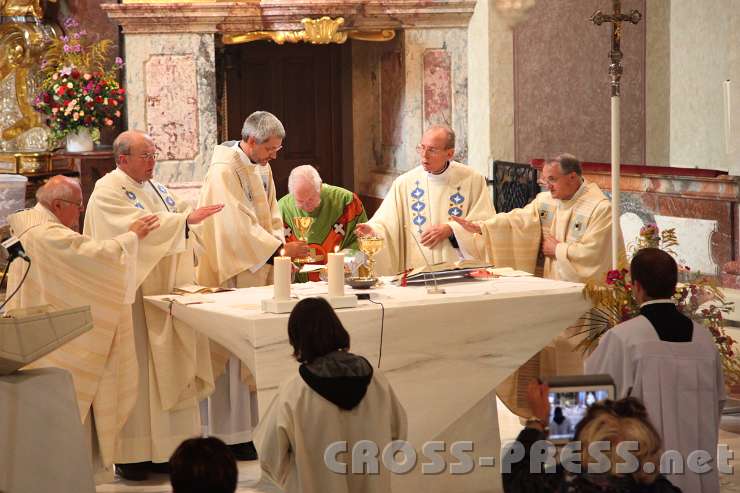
[292,216,316,264]
[357,235,384,281]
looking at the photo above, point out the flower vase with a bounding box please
[66,128,94,152]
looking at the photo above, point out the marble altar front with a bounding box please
[146,276,590,492]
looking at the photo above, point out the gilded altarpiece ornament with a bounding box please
[0,0,60,154]
[223,17,395,46]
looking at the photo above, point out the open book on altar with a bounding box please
[393,260,493,285]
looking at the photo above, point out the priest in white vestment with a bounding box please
[586,248,725,493]
[83,130,224,481]
[254,298,407,493]
[454,154,623,416]
[4,176,159,479]
[356,125,495,275]
[195,111,307,461]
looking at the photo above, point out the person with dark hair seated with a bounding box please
[586,248,725,493]
[254,297,407,493]
[503,380,681,493]
[170,437,237,493]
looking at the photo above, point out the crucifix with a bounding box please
[591,1,641,269]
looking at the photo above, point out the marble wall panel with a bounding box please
[616,190,731,275]
[380,47,404,169]
[513,0,646,165]
[124,33,217,184]
[144,55,199,161]
[422,49,452,128]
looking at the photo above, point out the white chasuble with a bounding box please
[458,181,619,282]
[195,143,283,288]
[367,161,495,276]
[84,168,214,462]
[585,315,725,493]
[6,204,138,469]
[195,143,281,445]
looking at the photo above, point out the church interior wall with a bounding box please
[645,0,671,166]
[512,0,647,166]
[669,0,739,173]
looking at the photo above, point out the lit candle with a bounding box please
[273,249,291,301]
[328,246,345,298]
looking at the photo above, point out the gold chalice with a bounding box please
[292,216,316,264]
[357,235,384,281]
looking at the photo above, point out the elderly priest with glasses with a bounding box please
[355,125,495,275]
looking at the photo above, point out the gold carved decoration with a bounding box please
[223,17,395,46]
[1,0,59,150]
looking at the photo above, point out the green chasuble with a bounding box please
[279,184,368,281]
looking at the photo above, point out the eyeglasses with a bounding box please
[264,145,283,154]
[538,174,565,186]
[122,152,158,160]
[416,144,448,156]
[57,198,84,209]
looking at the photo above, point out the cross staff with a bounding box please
[591,0,641,270]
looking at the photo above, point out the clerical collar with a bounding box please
[640,298,676,308]
[429,161,450,176]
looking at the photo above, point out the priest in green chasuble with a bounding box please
[279,165,368,282]
[355,125,495,275]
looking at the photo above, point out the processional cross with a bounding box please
[590,1,641,270]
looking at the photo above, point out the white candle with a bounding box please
[328,248,345,298]
[274,249,291,301]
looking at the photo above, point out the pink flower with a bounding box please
[115,57,124,66]
[63,44,72,53]
[63,17,79,29]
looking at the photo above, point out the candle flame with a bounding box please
[334,245,340,253]
[280,248,285,257]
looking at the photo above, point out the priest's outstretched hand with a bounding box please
[129,214,161,239]
[451,216,482,234]
[421,224,452,248]
[187,203,225,225]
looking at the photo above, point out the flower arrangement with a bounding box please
[33,17,125,145]
[576,224,740,386]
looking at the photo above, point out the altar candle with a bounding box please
[328,246,345,298]
[274,249,291,301]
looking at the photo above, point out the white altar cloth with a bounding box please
[146,276,589,492]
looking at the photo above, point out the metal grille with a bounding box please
[489,160,539,213]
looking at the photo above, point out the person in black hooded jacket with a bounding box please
[253,297,407,493]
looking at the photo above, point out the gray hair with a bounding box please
[36,176,81,207]
[288,165,322,195]
[112,129,149,164]
[427,124,456,149]
[241,111,286,144]
[548,153,582,177]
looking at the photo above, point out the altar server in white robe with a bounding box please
[5,176,159,479]
[454,154,622,416]
[355,125,495,275]
[84,129,224,481]
[255,298,407,493]
[586,248,725,493]
[195,111,307,460]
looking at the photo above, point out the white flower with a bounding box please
[67,82,73,88]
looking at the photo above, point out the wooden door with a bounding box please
[221,41,344,198]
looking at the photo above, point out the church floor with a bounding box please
[95,399,740,492]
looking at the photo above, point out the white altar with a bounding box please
[146,276,590,492]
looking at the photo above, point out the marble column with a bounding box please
[123,33,217,185]
[467,0,515,179]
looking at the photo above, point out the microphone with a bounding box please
[2,236,30,262]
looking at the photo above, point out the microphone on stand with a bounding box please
[406,226,446,295]
[1,236,30,263]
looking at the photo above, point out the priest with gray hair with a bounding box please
[5,175,159,480]
[195,110,305,461]
[278,164,368,282]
